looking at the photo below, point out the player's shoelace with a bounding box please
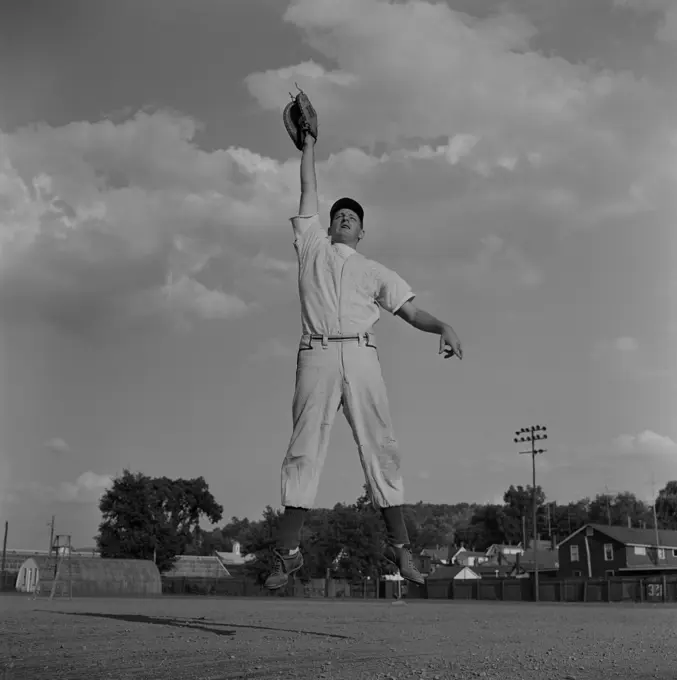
[400,548,417,572]
[271,553,286,576]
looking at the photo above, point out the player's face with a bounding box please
[329,209,363,245]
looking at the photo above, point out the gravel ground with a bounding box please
[1,594,676,680]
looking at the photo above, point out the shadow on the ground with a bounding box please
[50,611,237,638]
[47,611,352,640]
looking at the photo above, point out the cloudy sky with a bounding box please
[0,0,675,549]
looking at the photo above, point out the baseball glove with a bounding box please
[283,84,318,151]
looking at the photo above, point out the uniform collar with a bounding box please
[333,242,356,256]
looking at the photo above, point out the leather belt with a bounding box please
[309,334,367,341]
[301,332,375,349]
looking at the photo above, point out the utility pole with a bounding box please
[47,516,55,555]
[514,425,548,602]
[649,475,661,563]
[1,521,8,590]
[604,486,612,526]
[652,503,661,549]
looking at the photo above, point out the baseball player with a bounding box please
[265,89,462,590]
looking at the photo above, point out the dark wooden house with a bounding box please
[557,523,677,579]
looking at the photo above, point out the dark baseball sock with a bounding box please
[381,506,409,546]
[276,506,308,551]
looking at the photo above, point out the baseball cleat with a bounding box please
[383,544,425,586]
[264,548,304,590]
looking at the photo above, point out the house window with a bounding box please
[570,545,579,562]
[634,546,646,556]
[572,570,582,577]
[603,543,613,561]
[673,549,677,558]
[658,549,665,560]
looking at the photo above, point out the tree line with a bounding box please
[95,470,677,580]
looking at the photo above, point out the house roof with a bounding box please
[168,555,232,578]
[475,564,513,577]
[427,564,479,580]
[420,547,450,562]
[215,550,254,565]
[557,523,677,550]
[513,549,559,571]
[454,550,486,558]
[486,544,523,555]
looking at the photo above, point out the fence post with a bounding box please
[582,580,587,603]
[605,579,610,603]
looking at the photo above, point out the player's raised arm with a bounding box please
[299,135,318,216]
[282,87,319,227]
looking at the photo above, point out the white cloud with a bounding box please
[17,471,112,505]
[243,0,675,298]
[451,234,542,291]
[248,0,670,161]
[161,276,250,326]
[2,0,675,328]
[44,437,70,454]
[593,336,672,380]
[250,253,296,277]
[614,430,677,457]
[614,336,639,353]
[55,471,113,504]
[0,114,270,334]
[613,0,677,42]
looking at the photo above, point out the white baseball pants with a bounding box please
[281,333,404,509]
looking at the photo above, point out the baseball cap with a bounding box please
[330,197,364,224]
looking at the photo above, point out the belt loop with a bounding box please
[321,334,328,349]
[357,333,363,346]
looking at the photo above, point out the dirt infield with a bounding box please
[1,594,676,680]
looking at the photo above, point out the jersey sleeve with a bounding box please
[375,264,415,314]
[290,214,328,261]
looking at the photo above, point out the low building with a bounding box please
[15,557,161,596]
[485,544,524,565]
[508,548,559,579]
[426,564,481,598]
[556,523,677,579]
[215,541,256,566]
[420,546,452,565]
[452,548,489,567]
[474,564,513,579]
[166,555,233,579]
[2,548,98,574]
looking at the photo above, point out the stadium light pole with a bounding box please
[514,425,548,602]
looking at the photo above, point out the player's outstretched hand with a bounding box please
[439,325,462,360]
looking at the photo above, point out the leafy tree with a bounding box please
[656,481,677,529]
[238,505,285,584]
[221,516,253,547]
[503,484,545,517]
[96,470,223,572]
